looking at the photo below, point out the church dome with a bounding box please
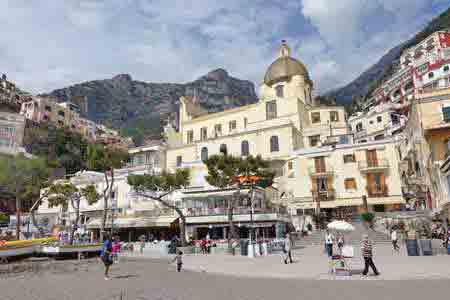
[263,41,311,86]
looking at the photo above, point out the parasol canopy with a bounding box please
[327,220,355,232]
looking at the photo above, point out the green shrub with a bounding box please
[360,212,375,223]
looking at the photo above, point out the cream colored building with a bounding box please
[279,139,404,217]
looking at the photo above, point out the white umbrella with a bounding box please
[327,220,355,232]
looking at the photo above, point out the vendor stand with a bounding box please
[327,220,355,276]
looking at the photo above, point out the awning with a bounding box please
[86,216,177,229]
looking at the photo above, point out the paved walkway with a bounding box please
[2,258,450,300]
[126,243,450,280]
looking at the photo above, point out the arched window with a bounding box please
[220,144,227,155]
[275,85,284,98]
[201,147,208,161]
[241,141,249,156]
[270,136,279,152]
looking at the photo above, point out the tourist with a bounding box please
[100,234,113,280]
[283,233,293,264]
[171,250,183,272]
[112,236,121,263]
[361,234,380,276]
[391,229,399,252]
[337,234,344,254]
[201,238,208,254]
[139,234,146,255]
[325,230,334,258]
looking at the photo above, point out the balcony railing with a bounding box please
[311,189,335,201]
[308,166,334,178]
[353,129,367,139]
[358,159,390,172]
[366,186,389,198]
[183,207,287,217]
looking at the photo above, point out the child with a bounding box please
[171,251,183,272]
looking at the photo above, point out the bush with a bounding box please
[0,212,9,225]
[360,212,375,223]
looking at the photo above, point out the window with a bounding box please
[442,107,450,122]
[359,139,367,143]
[201,127,207,141]
[369,120,374,125]
[214,124,222,137]
[45,105,52,112]
[339,135,349,144]
[311,112,321,123]
[404,81,414,91]
[309,135,320,147]
[266,100,277,120]
[377,116,382,123]
[244,117,248,129]
[356,123,363,132]
[201,147,208,162]
[367,173,386,195]
[314,157,326,173]
[288,161,293,170]
[428,72,434,79]
[176,156,182,167]
[444,65,450,72]
[275,85,284,98]
[270,136,279,152]
[316,178,328,192]
[241,140,249,156]
[330,111,339,122]
[187,130,194,144]
[415,161,421,176]
[58,111,65,117]
[343,154,355,163]
[229,120,237,132]
[374,134,384,141]
[220,144,227,155]
[366,150,378,167]
[344,178,357,190]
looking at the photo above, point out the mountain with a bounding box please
[44,69,257,145]
[325,6,450,106]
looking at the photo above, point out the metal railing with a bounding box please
[307,166,334,177]
[311,189,335,201]
[358,159,390,171]
[183,207,287,217]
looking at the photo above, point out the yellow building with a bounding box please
[166,41,347,172]
[280,139,404,218]
[399,88,450,212]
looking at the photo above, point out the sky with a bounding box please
[0,0,449,94]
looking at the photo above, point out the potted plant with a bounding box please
[360,212,375,229]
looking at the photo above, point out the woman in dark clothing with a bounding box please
[100,234,113,280]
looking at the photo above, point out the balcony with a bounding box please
[308,166,334,178]
[184,207,287,217]
[358,159,390,173]
[367,186,389,198]
[311,189,335,202]
[353,129,367,139]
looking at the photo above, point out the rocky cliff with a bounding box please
[45,69,257,145]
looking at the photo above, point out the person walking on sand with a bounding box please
[361,234,380,276]
[100,234,113,280]
[391,229,399,252]
[171,251,183,272]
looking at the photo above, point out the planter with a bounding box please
[176,246,194,254]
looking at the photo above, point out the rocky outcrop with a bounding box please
[44,68,257,145]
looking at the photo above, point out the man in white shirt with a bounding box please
[325,230,334,257]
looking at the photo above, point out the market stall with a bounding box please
[327,220,355,276]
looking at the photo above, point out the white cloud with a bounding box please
[0,0,447,95]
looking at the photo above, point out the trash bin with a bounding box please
[419,239,432,256]
[240,240,248,256]
[406,240,419,256]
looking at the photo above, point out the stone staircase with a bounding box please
[294,216,392,248]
